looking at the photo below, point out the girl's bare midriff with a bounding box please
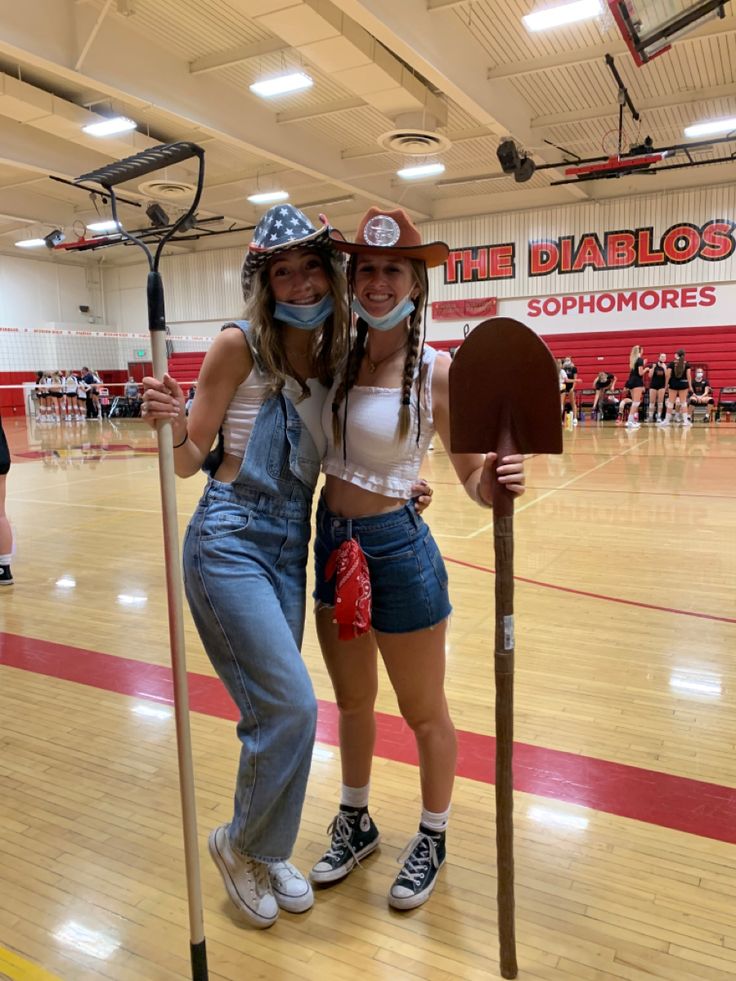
[323,473,407,518]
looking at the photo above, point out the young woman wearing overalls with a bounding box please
[141,206,350,928]
[309,209,526,911]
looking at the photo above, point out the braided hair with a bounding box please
[331,257,429,451]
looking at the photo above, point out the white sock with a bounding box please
[420,806,450,833]
[340,783,370,809]
[0,553,11,566]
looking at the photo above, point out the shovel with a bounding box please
[449,318,562,979]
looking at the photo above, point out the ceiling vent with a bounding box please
[138,179,196,200]
[378,129,451,156]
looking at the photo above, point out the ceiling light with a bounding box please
[15,238,46,248]
[86,220,121,233]
[247,190,290,204]
[523,0,602,32]
[82,116,137,137]
[684,116,736,138]
[397,162,446,180]
[250,72,313,98]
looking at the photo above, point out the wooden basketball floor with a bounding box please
[1,414,735,980]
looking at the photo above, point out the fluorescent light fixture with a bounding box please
[523,0,602,32]
[86,220,120,233]
[15,238,46,248]
[247,190,290,204]
[397,162,446,180]
[684,116,736,138]
[82,116,137,137]
[250,72,313,98]
[528,805,589,831]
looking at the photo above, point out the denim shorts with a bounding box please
[313,495,452,634]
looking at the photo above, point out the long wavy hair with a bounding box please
[673,350,686,379]
[331,256,428,447]
[629,344,643,371]
[240,246,349,399]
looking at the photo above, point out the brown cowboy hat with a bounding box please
[330,207,449,268]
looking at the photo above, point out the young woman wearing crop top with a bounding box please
[140,206,352,929]
[309,209,526,911]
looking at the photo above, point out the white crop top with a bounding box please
[222,327,327,461]
[321,345,443,499]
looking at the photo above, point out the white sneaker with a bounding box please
[682,417,692,427]
[626,420,640,429]
[572,417,578,426]
[268,861,314,913]
[208,826,279,928]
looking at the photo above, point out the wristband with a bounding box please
[173,431,188,449]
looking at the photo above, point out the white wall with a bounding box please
[0,254,92,328]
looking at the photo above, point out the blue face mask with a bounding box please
[351,295,415,331]
[273,294,333,330]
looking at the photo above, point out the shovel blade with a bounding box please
[449,317,563,456]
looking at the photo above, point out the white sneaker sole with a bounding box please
[310,835,381,884]
[208,829,278,929]
[388,857,446,911]
[270,880,314,913]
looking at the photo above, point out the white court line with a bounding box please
[464,435,652,539]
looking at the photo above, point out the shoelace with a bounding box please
[268,861,299,886]
[323,810,361,863]
[243,855,272,898]
[395,833,439,886]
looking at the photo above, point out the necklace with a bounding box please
[365,340,407,374]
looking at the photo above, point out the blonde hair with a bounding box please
[629,345,642,370]
[241,247,348,399]
[331,257,428,446]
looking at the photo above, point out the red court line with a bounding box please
[444,556,736,625]
[2,631,735,845]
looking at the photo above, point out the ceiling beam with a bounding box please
[277,96,366,123]
[532,81,736,130]
[189,38,290,75]
[0,0,433,218]
[330,0,588,200]
[488,14,736,79]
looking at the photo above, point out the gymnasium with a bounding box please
[1,1,735,979]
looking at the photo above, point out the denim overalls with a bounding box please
[182,323,320,862]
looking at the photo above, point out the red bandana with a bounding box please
[324,539,372,641]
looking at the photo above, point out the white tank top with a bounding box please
[222,328,327,461]
[321,345,441,499]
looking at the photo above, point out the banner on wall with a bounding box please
[425,283,734,340]
[432,297,497,320]
[443,219,736,283]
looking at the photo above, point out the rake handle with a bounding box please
[493,419,518,979]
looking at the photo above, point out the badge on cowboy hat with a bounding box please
[330,208,449,268]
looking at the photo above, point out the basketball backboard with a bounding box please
[608,0,730,65]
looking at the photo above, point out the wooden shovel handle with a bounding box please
[494,414,518,979]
